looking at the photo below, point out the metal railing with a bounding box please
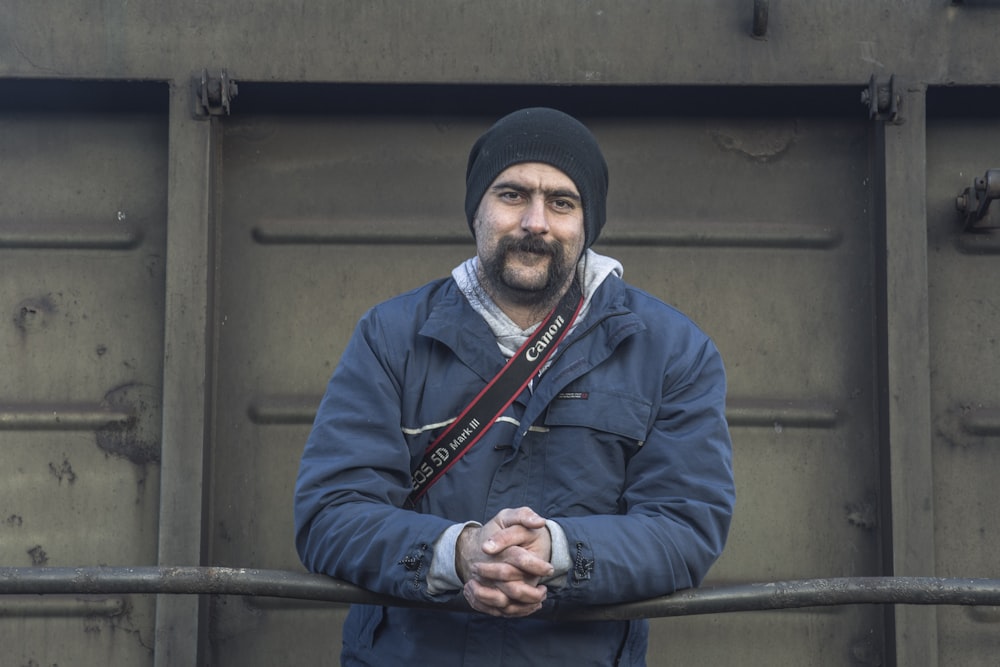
[2,567,1000,621]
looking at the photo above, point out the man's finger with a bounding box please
[481,525,541,554]
[496,506,547,529]
[463,580,545,618]
[474,548,553,579]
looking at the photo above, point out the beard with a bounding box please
[478,234,576,309]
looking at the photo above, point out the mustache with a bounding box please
[500,235,560,257]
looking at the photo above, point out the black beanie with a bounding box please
[465,107,609,248]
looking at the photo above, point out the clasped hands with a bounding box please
[456,506,554,618]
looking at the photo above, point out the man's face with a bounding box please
[473,162,586,308]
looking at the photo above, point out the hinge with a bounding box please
[861,74,901,124]
[192,69,238,118]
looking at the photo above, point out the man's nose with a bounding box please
[520,198,549,234]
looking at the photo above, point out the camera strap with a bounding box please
[406,286,584,507]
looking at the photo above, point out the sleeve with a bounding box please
[293,308,457,602]
[426,521,480,594]
[547,333,735,605]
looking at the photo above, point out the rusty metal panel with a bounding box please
[0,84,168,665]
[207,87,883,665]
[926,91,1000,667]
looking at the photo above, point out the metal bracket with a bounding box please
[751,0,769,39]
[192,69,238,118]
[956,169,1000,232]
[861,75,901,123]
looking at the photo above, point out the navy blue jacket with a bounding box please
[294,274,735,666]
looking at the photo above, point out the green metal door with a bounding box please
[205,88,884,665]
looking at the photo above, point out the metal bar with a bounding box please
[251,219,842,249]
[751,0,769,39]
[962,407,1000,436]
[0,404,132,430]
[155,78,218,667]
[725,398,840,429]
[2,568,1000,622]
[247,396,844,429]
[0,220,142,249]
[878,83,938,667]
[0,595,126,617]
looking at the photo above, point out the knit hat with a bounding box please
[465,107,609,248]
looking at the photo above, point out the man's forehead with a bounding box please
[490,162,579,195]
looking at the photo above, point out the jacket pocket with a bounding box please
[540,389,653,515]
[544,388,651,445]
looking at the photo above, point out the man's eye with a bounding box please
[500,191,522,202]
[551,199,575,210]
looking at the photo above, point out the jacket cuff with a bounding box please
[542,519,571,587]
[427,521,481,595]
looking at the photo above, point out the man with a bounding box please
[295,107,735,666]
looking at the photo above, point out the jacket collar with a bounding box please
[418,281,506,382]
[419,276,644,384]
